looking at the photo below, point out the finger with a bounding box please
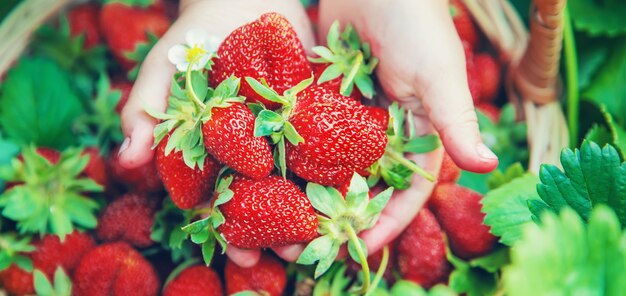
[360,147,442,254]
[118,31,176,168]
[225,246,261,268]
[272,244,305,262]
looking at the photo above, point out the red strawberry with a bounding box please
[209,13,311,109]
[0,265,33,295]
[438,151,460,183]
[68,3,101,49]
[225,254,287,296]
[450,0,479,50]
[73,242,159,296]
[218,174,318,248]
[311,63,363,101]
[0,231,95,295]
[466,55,482,103]
[109,146,163,193]
[363,105,389,130]
[306,5,319,28]
[156,133,221,209]
[163,265,223,296]
[396,208,450,288]
[474,53,500,102]
[285,86,387,186]
[202,102,273,180]
[100,2,169,70]
[111,80,132,114]
[96,194,156,248]
[429,183,497,259]
[476,102,501,122]
[82,147,108,187]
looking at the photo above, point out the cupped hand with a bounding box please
[118,0,314,268]
[272,0,499,259]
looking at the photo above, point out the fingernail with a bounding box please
[118,137,130,157]
[476,143,498,161]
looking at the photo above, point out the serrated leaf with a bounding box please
[503,206,626,296]
[482,174,541,246]
[570,1,626,36]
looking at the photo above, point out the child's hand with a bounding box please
[118,0,314,168]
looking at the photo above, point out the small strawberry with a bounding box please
[218,174,318,248]
[438,151,460,183]
[429,183,497,259]
[111,80,132,114]
[298,174,393,288]
[82,147,108,187]
[109,146,163,193]
[450,0,479,50]
[73,242,159,296]
[474,53,500,102]
[96,194,156,248]
[100,0,169,71]
[0,265,33,295]
[476,102,501,123]
[209,13,312,109]
[156,133,221,209]
[67,3,101,49]
[163,265,223,296]
[396,208,450,288]
[225,254,287,296]
[309,21,378,99]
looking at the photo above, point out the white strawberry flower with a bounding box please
[168,29,221,72]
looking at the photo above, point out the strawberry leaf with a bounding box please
[34,267,72,296]
[0,234,35,272]
[570,0,626,36]
[503,206,626,295]
[126,32,160,80]
[448,249,498,296]
[151,198,194,263]
[486,162,526,190]
[531,141,626,226]
[254,110,285,137]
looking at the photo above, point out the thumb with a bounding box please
[225,245,261,268]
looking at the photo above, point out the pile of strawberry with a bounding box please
[0,0,503,295]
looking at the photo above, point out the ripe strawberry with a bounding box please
[0,231,95,295]
[450,0,479,50]
[73,242,159,296]
[82,147,108,187]
[100,1,169,70]
[429,183,497,259]
[163,265,223,296]
[438,151,460,183]
[156,133,221,209]
[202,102,273,180]
[396,208,450,288]
[476,102,501,122]
[363,105,389,130]
[68,3,101,49]
[0,265,33,295]
[96,194,156,248]
[225,254,287,296]
[474,53,500,102]
[208,13,311,109]
[285,86,387,186]
[111,80,132,114]
[306,4,319,28]
[218,174,318,248]
[109,146,163,193]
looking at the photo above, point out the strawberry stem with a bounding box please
[365,245,389,296]
[384,150,435,182]
[185,61,206,109]
[346,225,370,294]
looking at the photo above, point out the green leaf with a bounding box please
[503,206,626,296]
[254,110,284,137]
[482,173,541,246]
[53,267,72,296]
[283,121,304,145]
[403,135,441,154]
[448,250,498,296]
[347,237,367,264]
[245,77,284,104]
[201,235,216,266]
[305,183,344,218]
[468,247,510,273]
[570,1,626,36]
[531,141,626,225]
[486,162,526,190]
[297,235,335,265]
[0,58,83,149]
[34,269,54,296]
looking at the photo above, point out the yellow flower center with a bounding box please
[185,45,207,63]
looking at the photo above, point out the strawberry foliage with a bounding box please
[33,267,72,296]
[0,234,35,272]
[0,147,101,239]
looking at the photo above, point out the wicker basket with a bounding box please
[464,0,568,173]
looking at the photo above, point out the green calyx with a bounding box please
[246,76,312,177]
[367,103,439,189]
[0,234,35,272]
[151,198,196,263]
[147,66,243,170]
[180,173,234,266]
[34,267,72,296]
[79,74,123,155]
[125,32,160,81]
[309,21,378,98]
[0,147,102,240]
[297,173,393,294]
[105,0,155,8]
